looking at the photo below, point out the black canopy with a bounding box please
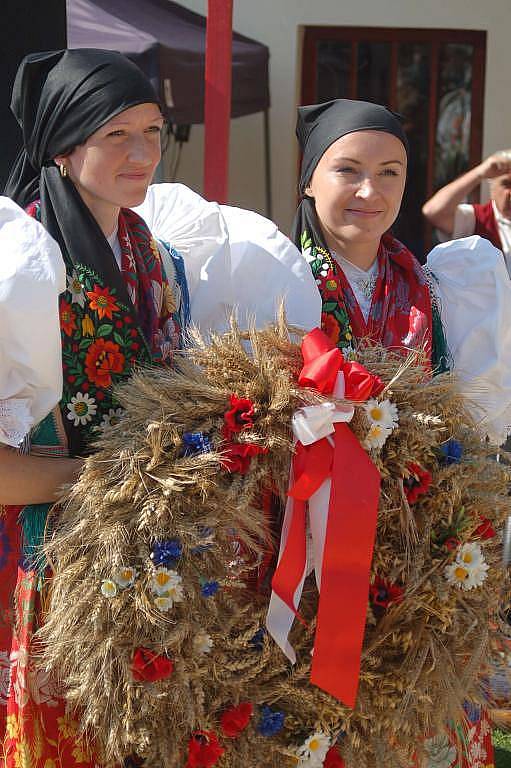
[67,0,270,125]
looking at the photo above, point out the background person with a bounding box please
[422,151,511,275]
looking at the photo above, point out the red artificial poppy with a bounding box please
[84,338,125,388]
[186,730,225,768]
[369,576,404,609]
[221,441,267,475]
[403,462,432,504]
[473,517,496,540]
[132,647,173,682]
[86,284,120,320]
[324,746,345,768]
[321,313,340,345]
[444,536,460,552]
[59,298,77,337]
[223,394,256,438]
[220,702,253,737]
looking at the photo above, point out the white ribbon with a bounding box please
[266,372,355,663]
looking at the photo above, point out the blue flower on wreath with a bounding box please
[200,579,219,598]
[257,705,285,736]
[249,628,266,651]
[150,539,182,567]
[182,432,212,457]
[439,439,463,465]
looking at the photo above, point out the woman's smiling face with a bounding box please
[57,102,164,216]
[305,130,407,251]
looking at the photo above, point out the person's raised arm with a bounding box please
[422,153,511,234]
[0,445,82,506]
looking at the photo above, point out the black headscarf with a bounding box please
[4,49,159,324]
[296,98,409,193]
[291,98,409,254]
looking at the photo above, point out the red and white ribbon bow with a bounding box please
[266,328,382,708]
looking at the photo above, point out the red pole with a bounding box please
[204,0,233,203]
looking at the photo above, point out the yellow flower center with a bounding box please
[370,407,383,421]
[309,739,320,751]
[72,279,82,292]
[120,569,133,581]
[462,552,473,564]
[454,567,469,581]
[97,295,108,308]
[62,310,70,322]
[74,402,87,417]
[369,424,383,437]
[156,572,170,587]
[325,279,337,290]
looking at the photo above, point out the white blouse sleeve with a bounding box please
[219,204,321,331]
[426,234,511,444]
[133,183,233,334]
[135,184,321,334]
[0,197,66,447]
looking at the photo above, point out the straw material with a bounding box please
[37,318,511,767]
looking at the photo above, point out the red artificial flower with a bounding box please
[186,730,225,768]
[221,441,267,475]
[369,576,404,609]
[220,702,253,737]
[59,298,77,337]
[86,284,120,320]
[444,536,460,552]
[84,338,125,388]
[321,312,340,345]
[223,394,256,438]
[324,746,345,768]
[403,462,432,504]
[473,517,496,540]
[132,647,173,682]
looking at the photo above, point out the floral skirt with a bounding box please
[0,505,98,768]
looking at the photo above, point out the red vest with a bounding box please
[472,200,503,251]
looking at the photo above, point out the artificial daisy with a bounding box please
[150,567,182,596]
[296,731,331,766]
[444,560,489,591]
[100,579,117,598]
[457,542,484,570]
[364,422,392,451]
[66,392,97,427]
[154,596,173,612]
[113,566,137,589]
[364,398,399,432]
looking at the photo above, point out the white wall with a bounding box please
[173,0,511,236]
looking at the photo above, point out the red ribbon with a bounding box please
[271,328,381,707]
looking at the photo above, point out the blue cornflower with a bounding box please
[182,432,212,457]
[257,705,285,737]
[248,628,266,651]
[150,539,183,566]
[439,439,463,465]
[200,580,219,597]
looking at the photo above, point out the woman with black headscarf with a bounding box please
[291,98,440,366]
[292,99,492,768]
[0,48,189,765]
